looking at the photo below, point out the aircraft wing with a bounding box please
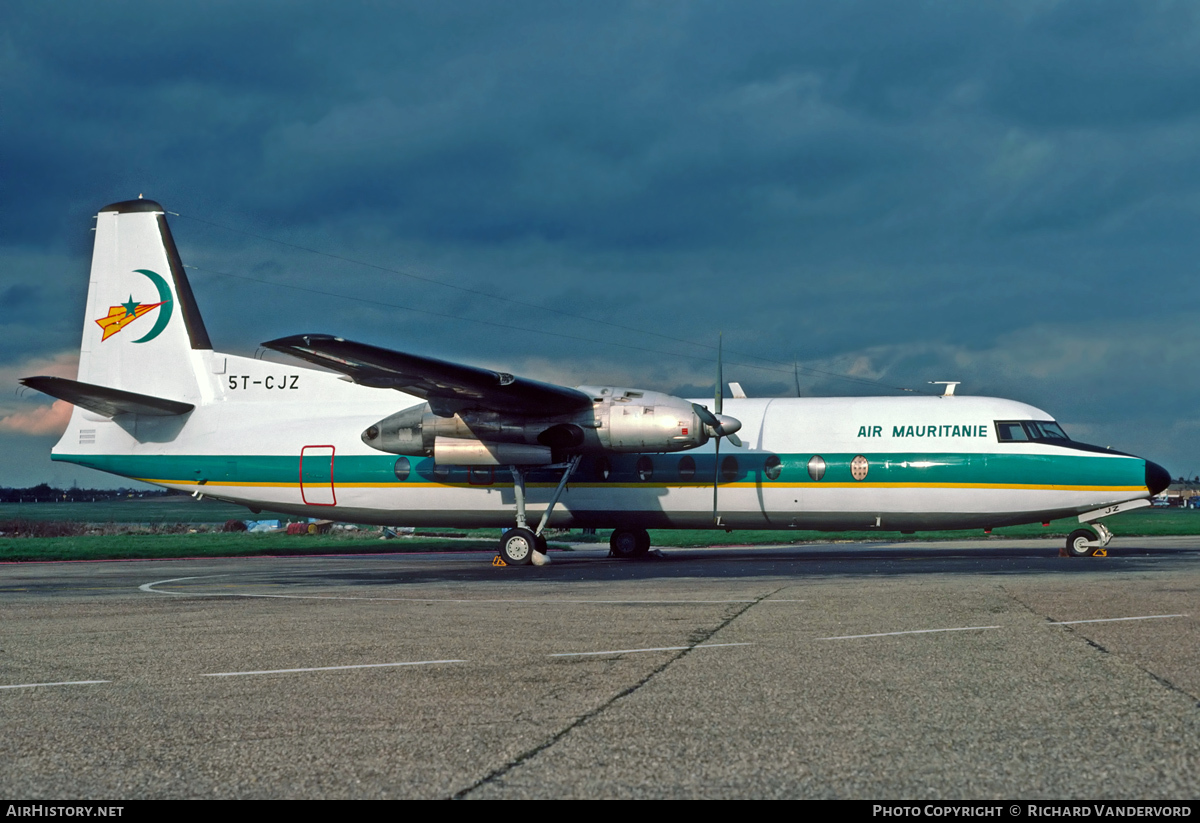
[262,334,593,416]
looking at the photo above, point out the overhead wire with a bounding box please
[176,212,928,394]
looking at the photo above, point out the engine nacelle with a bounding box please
[433,437,552,466]
[592,388,706,452]
[361,386,739,459]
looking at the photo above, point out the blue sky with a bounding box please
[3,1,1199,486]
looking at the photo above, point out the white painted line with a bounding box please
[140,576,207,594]
[0,680,110,690]
[201,660,465,677]
[141,579,756,605]
[818,626,1000,640]
[550,642,752,658]
[1050,614,1189,625]
[141,576,772,606]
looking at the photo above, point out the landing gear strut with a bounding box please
[498,455,581,566]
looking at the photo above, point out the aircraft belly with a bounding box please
[141,471,1144,532]
[180,481,773,529]
[760,485,1143,530]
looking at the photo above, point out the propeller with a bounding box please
[692,335,743,526]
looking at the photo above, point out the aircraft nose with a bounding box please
[1145,460,1171,496]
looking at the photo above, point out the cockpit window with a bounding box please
[1027,421,1069,440]
[995,422,1028,441]
[995,420,1070,442]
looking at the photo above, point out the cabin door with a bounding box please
[300,445,336,506]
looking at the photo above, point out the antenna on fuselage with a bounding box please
[930,381,961,397]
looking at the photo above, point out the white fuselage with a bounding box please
[54,351,1154,532]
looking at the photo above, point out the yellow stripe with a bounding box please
[141,477,1145,493]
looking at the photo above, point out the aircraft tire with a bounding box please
[1066,528,1097,558]
[536,534,548,555]
[610,528,650,558]
[500,528,537,566]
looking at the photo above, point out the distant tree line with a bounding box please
[0,484,183,503]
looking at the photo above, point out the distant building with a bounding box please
[1159,479,1200,508]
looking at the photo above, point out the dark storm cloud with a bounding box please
[1,1,1198,482]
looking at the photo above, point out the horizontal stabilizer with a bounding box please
[21,376,194,418]
[263,334,592,416]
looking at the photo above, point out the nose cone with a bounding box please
[1145,460,1171,496]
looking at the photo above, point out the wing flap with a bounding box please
[20,376,195,418]
[262,334,592,416]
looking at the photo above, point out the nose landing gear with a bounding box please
[1064,522,1113,558]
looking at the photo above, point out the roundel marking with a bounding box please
[851,455,869,481]
[132,269,173,343]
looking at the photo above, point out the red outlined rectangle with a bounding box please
[299,445,336,506]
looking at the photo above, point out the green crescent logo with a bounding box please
[132,269,173,343]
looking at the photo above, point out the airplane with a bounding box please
[21,198,1172,566]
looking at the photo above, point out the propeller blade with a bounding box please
[712,435,721,526]
[715,333,723,416]
[709,334,738,523]
[692,402,720,430]
[713,334,743,447]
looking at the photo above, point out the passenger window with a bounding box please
[636,456,654,482]
[721,456,739,483]
[764,455,782,481]
[393,457,410,481]
[433,464,451,480]
[469,467,493,485]
[678,455,696,481]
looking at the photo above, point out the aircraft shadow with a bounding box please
[270,544,1200,587]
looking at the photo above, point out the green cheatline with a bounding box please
[54,449,1148,488]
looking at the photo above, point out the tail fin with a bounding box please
[77,198,212,402]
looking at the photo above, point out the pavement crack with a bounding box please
[449,586,781,799]
[999,585,1200,708]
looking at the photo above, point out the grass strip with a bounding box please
[0,533,520,563]
[2,509,1196,563]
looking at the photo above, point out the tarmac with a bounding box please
[1,537,1197,799]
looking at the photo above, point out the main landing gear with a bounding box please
[1064,522,1113,558]
[498,456,581,567]
[609,527,651,558]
